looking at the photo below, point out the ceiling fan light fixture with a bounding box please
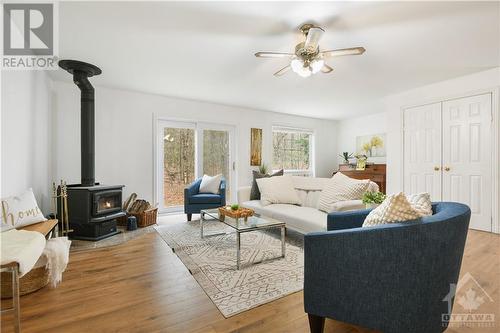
[290,58,303,72]
[310,59,324,74]
[291,58,312,77]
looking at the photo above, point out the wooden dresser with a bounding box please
[333,164,387,193]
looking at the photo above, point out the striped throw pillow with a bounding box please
[407,192,433,216]
[318,172,370,213]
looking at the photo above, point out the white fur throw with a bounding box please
[43,237,71,287]
[0,229,46,276]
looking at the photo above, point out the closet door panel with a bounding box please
[442,93,492,231]
[403,103,442,201]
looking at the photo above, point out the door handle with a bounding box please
[434,166,440,171]
[444,166,450,171]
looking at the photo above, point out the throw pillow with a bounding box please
[362,192,422,227]
[199,174,222,194]
[407,192,433,216]
[256,176,301,206]
[250,169,284,200]
[1,188,46,232]
[318,172,370,213]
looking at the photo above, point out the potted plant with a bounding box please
[339,152,353,164]
[362,191,386,209]
[258,163,268,175]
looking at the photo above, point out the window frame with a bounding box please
[271,125,315,177]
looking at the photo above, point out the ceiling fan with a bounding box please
[255,23,365,78]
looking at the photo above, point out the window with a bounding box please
[272,126,313,175]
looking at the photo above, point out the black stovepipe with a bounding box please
[58,60,102,187]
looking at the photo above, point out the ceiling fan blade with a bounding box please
[320,47,366,58]
[321,64,333,73]
[255,52,294,58]
[273,65,291,77]
[303,27,324,52]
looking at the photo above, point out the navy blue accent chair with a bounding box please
[304,202,471,333]
[184,177,226,221]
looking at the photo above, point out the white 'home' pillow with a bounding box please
[199,174,223,194]
[318,172,370,213]
[406,192,433,216]
[256,176,301,206]
[1,188,46,232]
[362,192,422,227]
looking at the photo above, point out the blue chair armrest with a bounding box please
[184,178,203,203]
[327,208,372,231]
[219,178,226,204]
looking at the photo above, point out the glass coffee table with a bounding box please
[200,208,286,270]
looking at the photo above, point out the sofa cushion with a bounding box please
[267,205,328,233]
[295,189,322,209]
[189,194,222,204]
[256,176,301,206]
[241,200,327,233]
[318,172,370,213]
[250,169,283,200]
[362,192,422,227]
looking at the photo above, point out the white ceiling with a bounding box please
[50,1,500,120]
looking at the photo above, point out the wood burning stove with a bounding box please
[59,60,125,241]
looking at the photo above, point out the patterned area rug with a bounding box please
[154,220,304,317]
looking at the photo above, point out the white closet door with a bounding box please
[442,94,492,231]
[403,102,442,201]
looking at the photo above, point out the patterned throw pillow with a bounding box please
[318,172,370,213]
[250,169,284,200]
[406,192,433,216]
[362,192,422,227]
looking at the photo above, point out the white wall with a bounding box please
[1,70,53,213]
[336,112,387,165]
[52,81,338,204]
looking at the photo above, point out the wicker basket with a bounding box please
[127,208,158,228]
[218,207,254,221]
[1,266,49,299]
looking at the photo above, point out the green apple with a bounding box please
[231,204,239,211]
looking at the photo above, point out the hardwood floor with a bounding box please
[1,222,499,333]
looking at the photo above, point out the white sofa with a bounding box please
[237,176,378,234]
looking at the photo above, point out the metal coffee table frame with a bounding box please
[200,209,286,270]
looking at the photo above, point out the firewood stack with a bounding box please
[120,193,158,227]
[127,199,152,214]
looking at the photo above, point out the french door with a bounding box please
[403,93,493,231]
[403,102,443,201]
[157,120,236,213]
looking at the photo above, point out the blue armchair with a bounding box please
[184,177,226,221]
[304,202,471,333]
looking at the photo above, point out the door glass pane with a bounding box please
[163,127,195,207]
[203,130,230,200]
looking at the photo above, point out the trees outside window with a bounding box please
[272,127,313,175]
